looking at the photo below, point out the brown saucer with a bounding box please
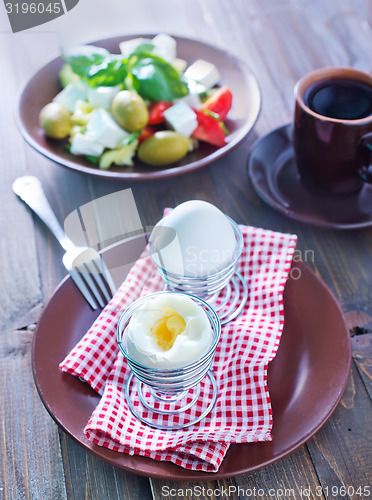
[32,234,351,480]
[248,124,372,229]
[17,34,261,181]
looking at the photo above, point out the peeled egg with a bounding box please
[149,200,237,277]
[125,293,212,369]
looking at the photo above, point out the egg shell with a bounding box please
[150,200,237,277]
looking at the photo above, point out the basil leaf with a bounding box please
[85,57,127,87]
[130,57,189,102]
[127,42,155,58]
[65,46,127,87]
[64,45,109,75]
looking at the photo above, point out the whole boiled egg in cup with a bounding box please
[117,291,221,430]
[148,200,248,324]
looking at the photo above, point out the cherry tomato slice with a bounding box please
[201,86,232,121]
[147,101,172,125]
[192,110,226,147]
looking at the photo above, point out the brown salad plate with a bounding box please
[17,34,261,181]
[32,233,351,480]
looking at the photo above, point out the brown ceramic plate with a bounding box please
[248,124,372,229]
[17,34,261,181]
[32,233,351,480]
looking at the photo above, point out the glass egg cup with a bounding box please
[117,291,221,430]
[149,216,248,324]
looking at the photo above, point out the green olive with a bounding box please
[111,90,149,132]
[39,102,71,139]
[138,131,190,166]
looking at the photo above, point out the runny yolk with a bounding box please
[151,308,186,351]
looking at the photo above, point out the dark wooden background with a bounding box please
[0,0,371,498]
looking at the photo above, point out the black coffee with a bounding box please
[305,78,372,120]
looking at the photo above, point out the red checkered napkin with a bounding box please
[60,224,297,472]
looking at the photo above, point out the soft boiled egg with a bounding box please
[124,293,212,369]
[149,200,237,277]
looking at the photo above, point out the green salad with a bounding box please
[39,34,233,168]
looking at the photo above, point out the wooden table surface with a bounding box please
[1,0,371,498]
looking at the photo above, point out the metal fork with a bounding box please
[12,176,117,310]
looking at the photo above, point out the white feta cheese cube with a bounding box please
[186,78,207,95]
[163,101,198,137]
[184,59,221,89]
[175,78,206,110]
[53,83,87,112]
[70,133,105,157]
[152,33,177,62]
[87,85,121,109]
[119,37,152,57]
[180,92,202,110]
[86,108,130,149]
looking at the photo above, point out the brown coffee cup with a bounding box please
[293,67,372,195]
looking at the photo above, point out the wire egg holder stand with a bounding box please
[149,217,248,325]
[117,292,221,430]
